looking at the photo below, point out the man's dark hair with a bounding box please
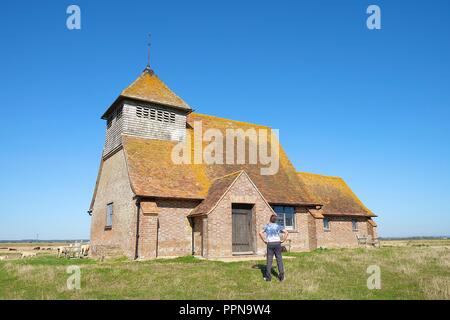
[270,215,277,223]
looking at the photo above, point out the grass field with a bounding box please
[0,240,449,300]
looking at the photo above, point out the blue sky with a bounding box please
[0,0,449,239]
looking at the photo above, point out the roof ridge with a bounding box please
[298,171,375,217]
[101,69,192,119]
[190,112,271,129]
[210,170,244,182]
[131,71,192,109]
[298,171,343,179]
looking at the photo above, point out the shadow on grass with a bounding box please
[252,263,280,280]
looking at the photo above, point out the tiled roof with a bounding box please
[297,172,375,217]
[102,69,191,119]
[189,171,243,216]
[123,136,206,200]
[121,69,191,111]
[122,113,319,206]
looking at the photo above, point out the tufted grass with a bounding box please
[0,240,449,300]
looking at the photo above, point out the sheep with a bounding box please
[57,246,68,258]
[81,244,90,257]
[21,252,37,259]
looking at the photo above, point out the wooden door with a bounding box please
[232,205,253,253]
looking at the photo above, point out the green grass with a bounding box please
[1,241,449,300]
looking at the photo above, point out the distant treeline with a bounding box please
[380,236,449,240]
[0,239,89,243]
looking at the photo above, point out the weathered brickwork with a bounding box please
[90,149,136,258]
[192,217,203,256]
[91,155,378,259]
[307,210,319,250]
[154,199,198,257]
[287,207,313,252]
[137,210,158,259]
[368,222,378,239]
[314,216,371,249]
[206,173,274,258]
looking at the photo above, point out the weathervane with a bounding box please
[147,33,151,68]
[145,33,153,74]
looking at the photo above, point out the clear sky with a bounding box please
[1,0,449,239]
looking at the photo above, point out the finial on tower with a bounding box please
[145,33,154,74]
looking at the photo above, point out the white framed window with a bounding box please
[323,217,330,231]
[105,203,113,229]
[352,219,358,232]
[272,206,296,230]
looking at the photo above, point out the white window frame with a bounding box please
[272,206,296,230]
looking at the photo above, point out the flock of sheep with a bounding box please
[0,243,90,260]
[56,243,90,258]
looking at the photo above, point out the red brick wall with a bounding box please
[154,199,198,257]
[90,149,137,258]
[192,216,203,256]
[286,207,315,252]
[137,210,158,259]
[368,223,378,239]
[206,173,274,258]
[91,151,378,259]
[307,210,319,250]
[315,216,370,248]
[135,199,199,258]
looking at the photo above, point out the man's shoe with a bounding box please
[263,277,271,282]
[279,273,285,282]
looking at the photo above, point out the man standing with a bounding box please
[259,214,289,282]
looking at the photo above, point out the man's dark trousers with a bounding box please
[266,242,284,280]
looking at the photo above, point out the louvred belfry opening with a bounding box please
[100,67,193,157]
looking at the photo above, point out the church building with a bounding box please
[88,64,378,259]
